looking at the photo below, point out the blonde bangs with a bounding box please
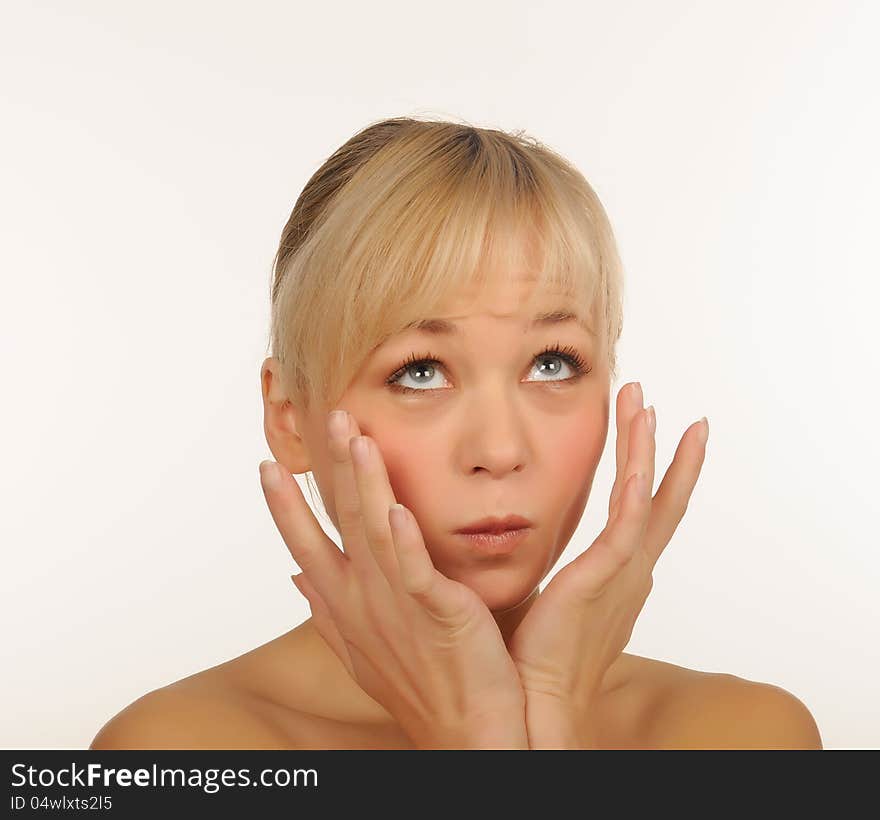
[269,117,624,415]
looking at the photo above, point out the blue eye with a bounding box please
[386,343,592,394]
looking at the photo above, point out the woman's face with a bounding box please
[294,272,610,613]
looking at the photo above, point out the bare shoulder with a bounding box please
[647,664,823,750]
[88,678,293,750]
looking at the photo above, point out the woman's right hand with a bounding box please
[258,409,528,749]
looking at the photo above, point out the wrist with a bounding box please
[457,721,530,750]
[524,693,600,750]
[411,708,530,750]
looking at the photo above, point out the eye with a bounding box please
[385,343,592,394]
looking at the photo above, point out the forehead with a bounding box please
[404,274,596,337]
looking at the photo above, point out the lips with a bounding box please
[454,515,534,535]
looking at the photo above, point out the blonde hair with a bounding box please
[267,115,626,505]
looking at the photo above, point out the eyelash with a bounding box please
[385,343,593,394]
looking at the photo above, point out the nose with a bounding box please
[464,395,528,477]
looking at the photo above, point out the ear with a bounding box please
[260,357,312,475]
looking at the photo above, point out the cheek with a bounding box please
[542,415,608,561]
[374,436,439,510]
[551,416,607,484]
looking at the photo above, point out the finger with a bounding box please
[327,410,386,579]
[259,460,346,595]
[388,502,462,619]
[610,402,656,524]
[291,572,354,677]
[577,471,651,598]
[642,418,709,569]
[350,434,403,585]
[608,382,644,520]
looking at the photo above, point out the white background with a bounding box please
[2,0,877,749]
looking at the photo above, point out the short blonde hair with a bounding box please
[267,115,625,415]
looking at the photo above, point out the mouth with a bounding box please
[453,525,532,556]
[454,515,534,535]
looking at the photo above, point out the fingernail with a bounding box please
[389,502,409,530]
[646,405,656,434]
[328,410,348,438]
[697,416,709,445]
[259,460,281,487]
[631,382,643,407]
[351,435,370,463]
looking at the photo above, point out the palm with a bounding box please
[508,544,652,698]
[508,571,580,688]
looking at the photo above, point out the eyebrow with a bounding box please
[404,309,595,336]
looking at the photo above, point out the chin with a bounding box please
[452,566,539,615]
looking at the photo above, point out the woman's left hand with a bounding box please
[507,381,709,748]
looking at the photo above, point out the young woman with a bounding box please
[90,116,822,749]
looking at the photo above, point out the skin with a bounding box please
[258,266,706,747]
[88,263,825,750]
[267,272,611,642]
